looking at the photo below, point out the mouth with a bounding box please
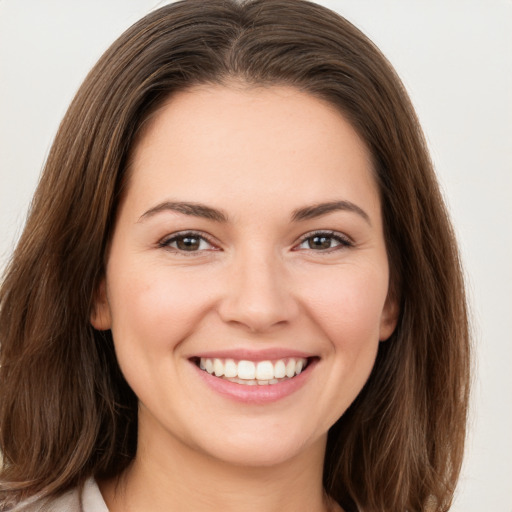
[190,356,315,386]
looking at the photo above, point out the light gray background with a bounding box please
[1,1,511,510]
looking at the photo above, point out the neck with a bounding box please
[100,412,338,512]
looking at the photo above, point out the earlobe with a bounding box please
[90,279,112,331]
[379,295,399,341]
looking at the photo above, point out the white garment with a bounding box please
[8,478,108,512]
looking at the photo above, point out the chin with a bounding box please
[188,419,328,469]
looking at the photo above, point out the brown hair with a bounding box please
[0,1,470,510]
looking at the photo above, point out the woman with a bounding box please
[0,1,470,511]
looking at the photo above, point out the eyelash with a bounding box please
[158,231,218,255]
[159,230,353,255]
[294,230,354,252]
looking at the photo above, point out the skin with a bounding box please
[92,84,397,512]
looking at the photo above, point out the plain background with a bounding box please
[0,1,511,510]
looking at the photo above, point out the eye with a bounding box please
[159,231,217,253]
[295,231,353,251]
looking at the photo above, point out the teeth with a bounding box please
[238,360,256,380]
[224,359,237,378]
[213,358,224,377]
[198,357,309,384]
[274,360,286,379]
[285,359,296,378]
[256,361,274,380]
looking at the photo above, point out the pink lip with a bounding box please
[190,348,315,361]
[191,357,318,404]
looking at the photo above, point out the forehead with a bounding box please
[125,84,379,219]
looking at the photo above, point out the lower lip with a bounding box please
[192,359,317,404]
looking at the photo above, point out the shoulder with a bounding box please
[4,478,108,512]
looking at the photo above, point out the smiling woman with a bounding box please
[0,1,469,512]
[90,85,396,486]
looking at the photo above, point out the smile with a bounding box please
[194,357,310,386]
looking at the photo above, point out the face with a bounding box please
[92,85,397,469]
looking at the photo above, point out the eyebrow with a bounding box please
[291,200,371,225]
[138,199,371,225]
[138,201,229,223]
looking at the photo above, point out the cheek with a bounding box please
[105,266,219,410]
[300,263,389,350]
[107,266,215,356]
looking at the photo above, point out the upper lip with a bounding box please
[188,348,317,362]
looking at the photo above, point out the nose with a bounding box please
[217,249,299,333]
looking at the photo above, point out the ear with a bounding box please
[379,293,399,341]
[90,278,112,331]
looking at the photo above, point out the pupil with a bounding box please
[177,236,200,251]
[309,235,331,249]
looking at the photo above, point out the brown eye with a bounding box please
[308,235,334,250]
[176,235,201,251]
[161,232,214,253]
[295,231,353,252]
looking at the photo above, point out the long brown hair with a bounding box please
[0,1,470,510]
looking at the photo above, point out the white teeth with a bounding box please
[274,360,286,379]
[197,357,309,384]
[237,360,256,380]
[255,361,274,380]
[224,359,237,378]
[213,358,224,377]
[285,359,296,378]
